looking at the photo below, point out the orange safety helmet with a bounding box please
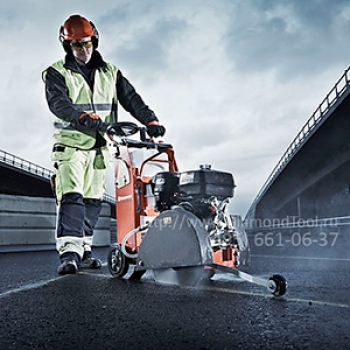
[59,14,99,51]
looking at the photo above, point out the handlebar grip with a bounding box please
[140,127,147,141]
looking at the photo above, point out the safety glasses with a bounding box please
[70,40,93,50]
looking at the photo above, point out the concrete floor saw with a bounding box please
[106,122,287,297]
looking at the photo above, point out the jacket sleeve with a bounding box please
[116,70,158,126]
[42,66,82,123]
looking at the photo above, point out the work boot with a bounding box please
[80,251,102,269]
[57,260,78,275]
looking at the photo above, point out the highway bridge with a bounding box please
[0,149,116,208]
[245,65,350,230]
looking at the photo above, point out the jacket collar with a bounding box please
[63,50,107,72]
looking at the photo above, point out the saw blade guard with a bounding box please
[137,207,213,269]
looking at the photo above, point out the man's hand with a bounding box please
[147,120,166,138]
[78,112,102,131]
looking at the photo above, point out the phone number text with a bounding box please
[253,232,339,247]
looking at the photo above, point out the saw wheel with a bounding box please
[152,266,207,287]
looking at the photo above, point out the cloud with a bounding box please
[109,17,188,83]
[1,0,349,216]
[224,0,350,80]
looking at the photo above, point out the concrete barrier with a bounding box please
[0,194,112,252]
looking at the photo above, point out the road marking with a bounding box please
[0,277,63,299]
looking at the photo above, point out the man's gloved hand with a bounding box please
[78,112,102,131]
[147,120,166,138]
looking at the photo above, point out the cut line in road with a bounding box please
[201,285,350,310]
[81,270,350,310]
[252,254,350,261]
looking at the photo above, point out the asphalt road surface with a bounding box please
[1,228,350,350]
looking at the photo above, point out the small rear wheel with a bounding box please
[107,244,129,278]
[267,274,287,296]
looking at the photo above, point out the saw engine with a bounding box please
[106,122,287,296]
[153,165,238,251]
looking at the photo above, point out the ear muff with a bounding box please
[90,21,99,49]
[58,25,70,53]
[59,25,64,44]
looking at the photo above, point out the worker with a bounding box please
[42,14,165,275]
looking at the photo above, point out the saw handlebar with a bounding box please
[104,122,173,150]
[102,121,140,137]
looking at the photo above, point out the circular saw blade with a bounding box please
[153,266,206,287]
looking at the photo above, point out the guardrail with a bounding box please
[0,149,116,205]
[0,149,52,180]
[246,65,350,219]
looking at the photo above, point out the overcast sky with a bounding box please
[1,0,350,216]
